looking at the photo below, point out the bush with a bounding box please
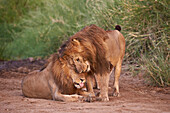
[140,30,169,86]
[142,49,169,86]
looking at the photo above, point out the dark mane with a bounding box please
[62,24,110,75]
[58,40,69,57]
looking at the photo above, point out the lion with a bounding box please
[59,25,125,101]
[94,25,125,98]
[21,52,91,102]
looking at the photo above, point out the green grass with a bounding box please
[141,33,169,86]
[0,0,169,86]
[141,51,169,86]
[0,0,94,59]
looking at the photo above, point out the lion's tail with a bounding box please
[115,25,121,31]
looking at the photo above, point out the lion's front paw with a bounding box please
[77,95,85,102]
[102,97,109,102]
[83,93,96,102]
[101,96,109,101]
[83,96,95,102]
[95,96,109,101]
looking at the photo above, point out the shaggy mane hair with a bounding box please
[48,53,77,94]
[59,24,110,75]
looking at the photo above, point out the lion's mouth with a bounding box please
[74,82,84,89]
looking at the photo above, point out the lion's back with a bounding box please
[22,70,52,99]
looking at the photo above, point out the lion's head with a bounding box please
[50,53,89,92]
[71,53,90,73]
[71,72,86,89]
[58,38,91,74]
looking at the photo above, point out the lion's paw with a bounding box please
[96,96,109,102]
[77,95,85,102]
[83,96,96,102]
[101,97,109,101]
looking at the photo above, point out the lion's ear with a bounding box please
[72,38,80,46]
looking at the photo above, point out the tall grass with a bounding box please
[0,0,169,86]
[141,49,169,86]
[89,0,169,86]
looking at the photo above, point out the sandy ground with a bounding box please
[0,59,170,113]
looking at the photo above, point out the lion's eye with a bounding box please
[76,58,80,62]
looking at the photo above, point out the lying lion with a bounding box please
[22,53,91,102]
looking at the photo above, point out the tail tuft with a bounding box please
[115,25,121,31]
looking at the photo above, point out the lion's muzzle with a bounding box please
[74,78,86,89]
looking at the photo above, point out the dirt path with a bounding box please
[0,59,170,113]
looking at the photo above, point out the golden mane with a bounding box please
[48,53,76,94]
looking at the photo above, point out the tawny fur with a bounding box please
[96,29,125,99]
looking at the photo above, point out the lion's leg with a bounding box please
[78,90,90,96]
[86,74,95,97]
[78,90,97,102]
[99,73,110,101]
[48,77,58,100]
[48,77,82,102]
[50,84,83,102]
[113,58,122,97]
[54,92,83,102]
